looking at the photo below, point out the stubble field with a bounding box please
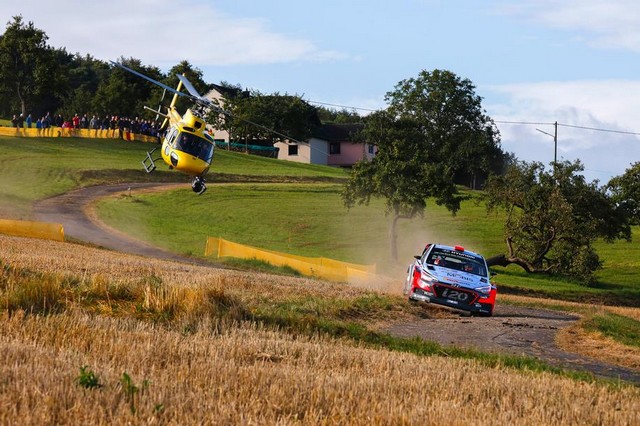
[1,235,639,425]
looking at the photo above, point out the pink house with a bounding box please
[276,123,376,167]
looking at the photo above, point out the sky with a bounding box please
[4,0,640,183]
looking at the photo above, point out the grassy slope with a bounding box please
[0,136,345,218]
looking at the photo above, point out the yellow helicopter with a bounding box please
[111,61,219,194]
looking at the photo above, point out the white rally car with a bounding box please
[404,243,497,316]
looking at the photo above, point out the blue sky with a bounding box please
[5,0,640,182]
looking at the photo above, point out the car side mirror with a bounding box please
[490,271,497,277]
[414,255,421,260]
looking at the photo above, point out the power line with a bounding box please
[494,120,556,126]
[307,100,377,112]
[306,96,640,141]
[557,123,640,136]
[306,100,640,137]
[495,120,640,137]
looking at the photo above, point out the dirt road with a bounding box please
[33,182,203,264]
[33,183,640,384]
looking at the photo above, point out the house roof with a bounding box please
[312,123,364,142]
[207,84,250,99]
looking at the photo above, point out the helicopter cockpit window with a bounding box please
[174,132,214,163]
[166,127,179,147]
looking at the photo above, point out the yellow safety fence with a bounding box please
[0,219,64,242]
[205,237,376,282]
[0,126,158,143]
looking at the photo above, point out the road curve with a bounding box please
[33,182,204,265]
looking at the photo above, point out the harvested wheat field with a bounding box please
[1,235,639,425]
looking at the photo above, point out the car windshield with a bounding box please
[425,248,487,277]
[174,132,214,162]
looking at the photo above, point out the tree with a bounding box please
[485,160,630,284]
[316,106,364,124]
[58,53,110,118]
[93,57,164,117]
[219,90,320,146]
[343,110,464,261]
[607,162,640,225]
[0,16,58,117]
[342,69,503,261]
[385,69,506,188]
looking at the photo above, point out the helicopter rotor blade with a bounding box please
[111,59,312,147]
[176,74,203,99]
[110,60,193,101]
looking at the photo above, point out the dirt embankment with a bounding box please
[33,183,640,385]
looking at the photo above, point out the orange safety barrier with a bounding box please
[0,126,158,143]
[205,237,376,282]
[0,219,64,242]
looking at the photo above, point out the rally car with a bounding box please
[403,243,497,316]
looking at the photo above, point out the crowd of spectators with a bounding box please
[10,112,163,138]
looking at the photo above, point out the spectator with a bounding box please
[10,115,18,127]
[72,113,80,129]
[36,117,42,129]
[26,114,32,128]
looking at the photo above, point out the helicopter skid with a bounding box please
[142,148,158,173]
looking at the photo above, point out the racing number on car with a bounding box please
[441,288,469,302]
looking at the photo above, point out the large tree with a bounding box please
[607,161,640,225]
[343,69,504,261]
[385,69,505,188]
[342,110,464,260]
[485,160,630,284]
[0,16,59,117]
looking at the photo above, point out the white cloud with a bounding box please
[3,0,344,67]
[495,0,640,52]
[484,80,640,182]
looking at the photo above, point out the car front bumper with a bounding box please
[409,288,494,315]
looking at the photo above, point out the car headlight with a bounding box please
[476,284,492,296]
[419,273,436,289]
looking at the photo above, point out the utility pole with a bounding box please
[536,121,558,172]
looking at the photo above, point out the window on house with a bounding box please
[329,142,341,155]
[288,144,298,156]
[368,144,375,154]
